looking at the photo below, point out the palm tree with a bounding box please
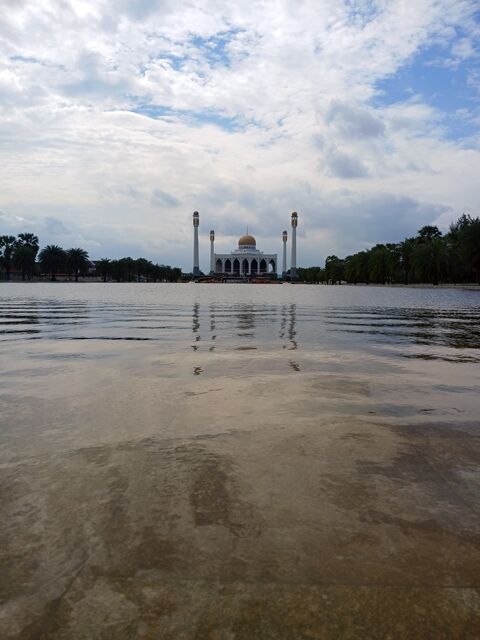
[385,243,401,283]
[345,252,369,284]
[17,232,39,247]
[38,245,66,281]
[13,233,39,280]
[96,258,111,282]
[121,257,135,281]
[459,218,480,284]
[368,244,388,284]
[0,235,17,280]
[66,248,90,282]
[110,258,138,282]
[399,237,416,284]
[412,237,448,285]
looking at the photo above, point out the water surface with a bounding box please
[1,283,480,638]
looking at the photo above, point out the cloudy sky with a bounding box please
[1,0,479,270]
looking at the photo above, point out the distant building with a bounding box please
[213,234,277,276]
[192,212,299,278]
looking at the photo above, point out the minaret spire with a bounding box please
[282,230,288,279]
[210,229,215,275]
[290,212,298,282]
[193,211,200,277]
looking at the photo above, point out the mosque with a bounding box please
[192,211,298,280]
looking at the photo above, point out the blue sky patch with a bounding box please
[373,43,479,141]
[130,103,239,132]
[190,29,243,67]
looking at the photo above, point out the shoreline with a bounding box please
[1,279,479,290]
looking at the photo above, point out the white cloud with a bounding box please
[0,0,479,269]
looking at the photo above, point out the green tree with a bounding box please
[171,267,182,282]
[120,257,135,281]
[109,258,133,281]
[0,235,17,281]
[66,248,90,282]
[325,255,345,284]
[385,243,401,283]
[412,237,448,285]
[13,233,39,280]
[357,251,370,284]
[368,244,389,284]
[298,266,324,283]
[96,258,111,282]
[412,225,447,285]
[345,254,359,284]
[345,252,370,284]
[459,217,480,284]
[449,214,472,237]
[399,237,416,284]
[418,225,441,241]
[135,257,154,281]
[38,245,66,281]
[301,214,478,286]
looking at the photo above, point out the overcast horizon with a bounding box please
[1,0,479,271]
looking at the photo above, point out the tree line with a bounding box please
[0,234,182,282]
[298,214,480,285]
[95,257,182,283]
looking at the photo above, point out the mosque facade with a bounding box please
[212,234,277,276]
[192,211,298,280]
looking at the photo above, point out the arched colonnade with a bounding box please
[215,256,277,275]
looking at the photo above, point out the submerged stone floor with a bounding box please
[1,338,480,638]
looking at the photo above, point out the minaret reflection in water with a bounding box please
[283,303,300,371]
[280,304,298,350]
[209,304,216,352]
[191,303,203,375]
[192,303,200,348]
[190,302,300,373]
[279,304,287,341]
[288,304,298,351]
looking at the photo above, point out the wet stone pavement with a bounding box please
[0,283,480,639]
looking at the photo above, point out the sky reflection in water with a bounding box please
[1,283,480,637]
[1,284,479,362]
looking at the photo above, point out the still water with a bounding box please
[1,283,480,639]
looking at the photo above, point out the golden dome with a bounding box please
[238,234,256,247]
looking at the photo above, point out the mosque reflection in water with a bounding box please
[190,302,298,373]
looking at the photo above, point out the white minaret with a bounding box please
[282,230,288,278]
[193,211,200,276]
[210,230,215,274]
[291,211,298,281]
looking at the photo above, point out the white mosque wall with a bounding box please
[214,253,277,275]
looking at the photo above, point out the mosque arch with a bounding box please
[212,233,279,279]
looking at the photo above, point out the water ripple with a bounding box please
[0,289,479,361]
